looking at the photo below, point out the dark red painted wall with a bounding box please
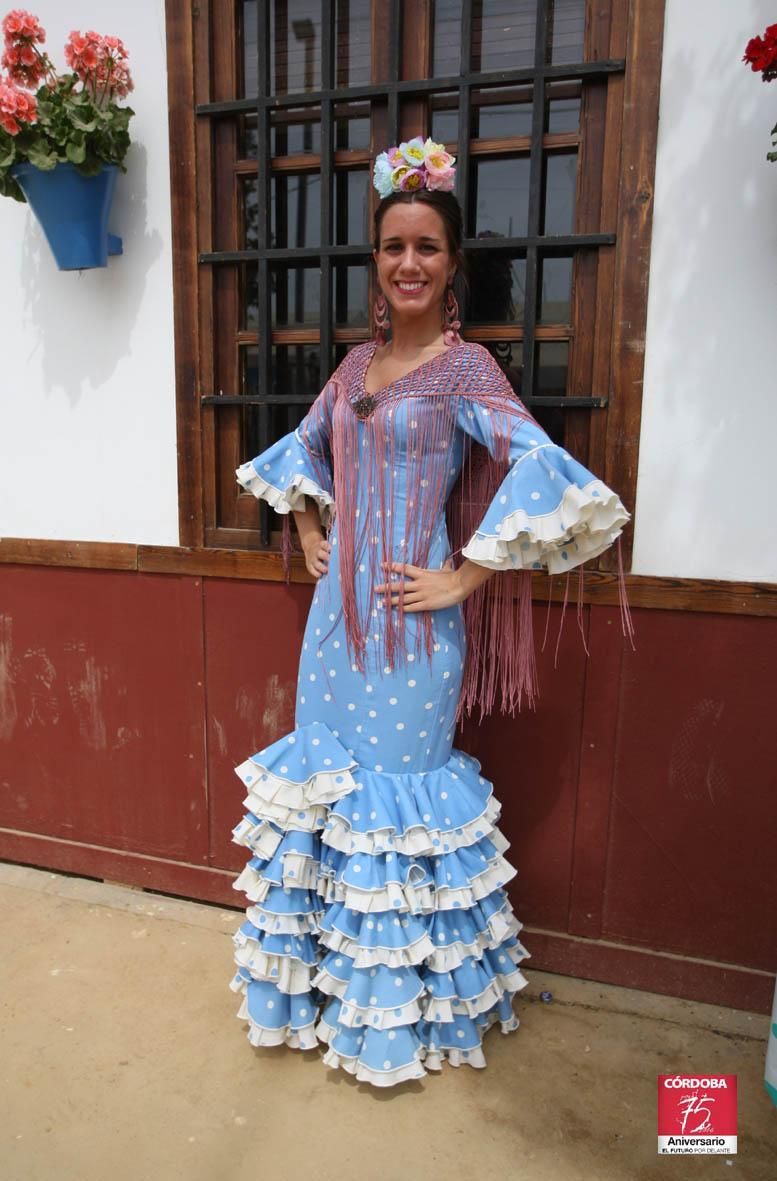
[1,563,775,1011]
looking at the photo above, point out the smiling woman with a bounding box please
[227,144,631,1087]
[369,195,461,388]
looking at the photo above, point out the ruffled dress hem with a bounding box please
[228,722,530,1086]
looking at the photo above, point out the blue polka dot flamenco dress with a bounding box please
[228,339,630,1087]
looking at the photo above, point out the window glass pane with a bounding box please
[334,264,369,327]
[543,152,577,235]
[242,262,258,330]
[334,101,371,149]
[241,114,258,159]
[334,171,369,245]
[432,0,462,76]
[430,92,459,146]
[270,172,322,247]
[472,85,532,139]
[271,344,322,398]
[531,402,564,444]
[465,248,525,322]
[271,106,322,155]
[472,0,536,73]
[483,342,524,398]
[242,176,260,249]
[536,341,569,396]
[271,264,321,327]
[336,0,372,86]
[241,1,258,98]
[240,349,312,454]
[471,157,530,237]
[546,81,581,133]
[242,345,259,397]
[539,255,573,323]
[549,0,585,65]
[270,0,322,95]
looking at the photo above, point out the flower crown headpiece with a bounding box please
[372,136,456,197]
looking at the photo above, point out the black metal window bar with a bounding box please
[197,0,626,546]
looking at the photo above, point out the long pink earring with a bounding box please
[443,283,462,345]
[373,289,390,346]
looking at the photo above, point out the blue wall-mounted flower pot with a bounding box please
[10,161,123,271]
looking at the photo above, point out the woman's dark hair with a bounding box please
[373,189,467,284]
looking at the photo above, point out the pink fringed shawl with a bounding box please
[283,342,633,721]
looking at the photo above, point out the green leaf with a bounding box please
[110,108,132,132]
[77,154,103,177]
[69,110,97,133]
[66,138,86,164]
[0,138,15,169]
[25,140,59,170]
[0,172,27,202]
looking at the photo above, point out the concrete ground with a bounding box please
[0,861,774,1181]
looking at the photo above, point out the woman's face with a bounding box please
[373,202,456,326]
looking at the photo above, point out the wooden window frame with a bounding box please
[166,0,668,573]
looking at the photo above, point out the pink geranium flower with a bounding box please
[64,28,133,97]
[2,8,44,42]
[0,76,37,134]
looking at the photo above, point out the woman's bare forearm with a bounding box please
[292,497,325,547]
[455,558,497,599]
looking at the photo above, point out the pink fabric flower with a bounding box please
[423,144,456,176]
[398,167,425,191]
[426,167,455,192]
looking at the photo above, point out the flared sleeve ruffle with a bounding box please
[235,380,336,526]
[455,392,630,575]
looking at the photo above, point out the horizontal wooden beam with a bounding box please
[524,927,773,1016]
[0,537,139,570]
[1,537,775,616]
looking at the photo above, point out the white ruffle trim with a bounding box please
[232,941,317,994]
[316,851,518,914]
[316,1025,428,1086]
[235,758,356,812]
[232,857,320,902]
[311,973,425,1031]
[245,904,322,936]
[230,977,320,1050]
[319,921,529,974]
[462,478,629,574]
[235,461,334,526]
[322,794,504,858]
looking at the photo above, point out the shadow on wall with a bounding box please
[18,142,164,408]
[635,0,777,574]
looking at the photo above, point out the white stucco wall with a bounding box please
[0,0,179,546]
[0,1,775,578]
[631,0,777,580]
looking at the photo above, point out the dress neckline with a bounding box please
[360,338,466,397]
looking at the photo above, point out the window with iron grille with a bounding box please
[179,0,656,558]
